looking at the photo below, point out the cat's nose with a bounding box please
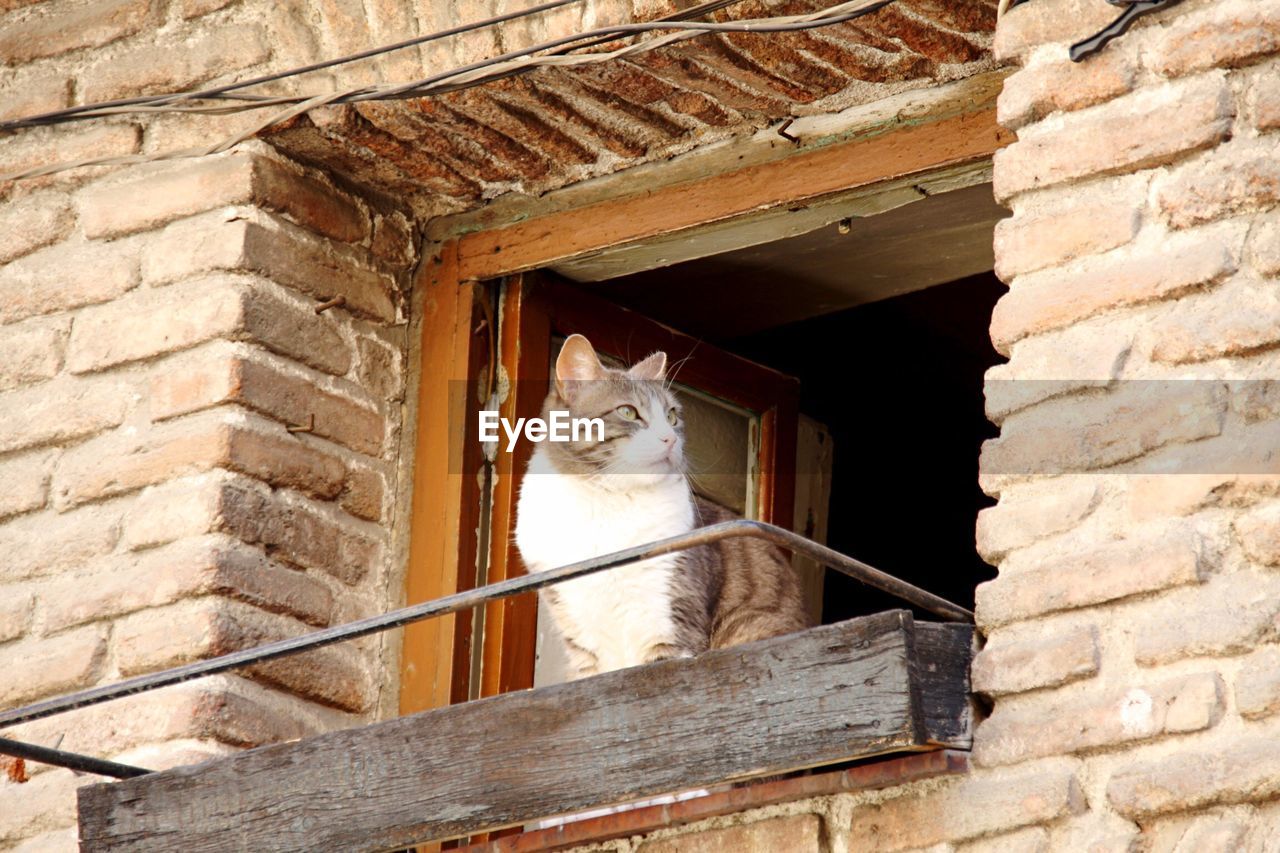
[660,434,675,446]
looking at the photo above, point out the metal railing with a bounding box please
[0,520,973,779]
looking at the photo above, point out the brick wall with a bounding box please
[0,1,999,849]
[9,0,1272,849]
[541,1,1280,851]
[0,141,418,847]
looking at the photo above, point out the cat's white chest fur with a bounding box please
[516,449,695,673]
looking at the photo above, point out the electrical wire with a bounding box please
[2,0,748,131]
[0,0,585,131]
[0,0,896,183]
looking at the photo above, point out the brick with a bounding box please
[242,283,354,376]
[0,190,72,264]
[44,531,334,631]
[994,0,1120,61]
[1046,824,1138,853]
[638,814,821,853]
[177,0,238,18]
[1107,736,1280,820]
[972,625,1099,697]
[994,196,1140,281]
[1134,577,1280,666]
[115,598,373,711]
[370,211,414,265]
[355,334,404,401]
[143,214,397,321]
[956,827,1048,853]
[0,503,120,583]
[249,156,367,244]
[1139,813,1248,853]
[981,380,1226,479]
[51,412,230,504]
[115,741,240,773]
[848,767,1083,851]
[1150,278,1280,364]
[77,155,254,240]
[975,672,1223,767]
[144,294,350,397]
[976,478,1100,561]
[81,24,271,104]
[0,375,128,455]
[121,458,341,542]
[122,474,225,549]
[984,324,1131,421]
[0,240,138,325]
[0,450,55,521]
[236,357,383,455]
[0,768,93,845]
[216,477,381,584]
[1235,501,1280,566]
[0,316,68,392]
[0,625,106,707]
[1149,0,1280,78]
[1249,63,1280,131]
[1235,645,1280,720]
[340,465,384,522]
[0,0,152,65]
[1232,380,1280,424]
[997,48,1135,131]
[8,827,79,852]
[149,346,381,455]
[993,75,1233,202]
[0,123,141,195]
[5,675,355,767]
[975,526,1207,628]
[990,230,1237,353]
[54,413,347,507]
[66,277,247,373]
[1156,138,1280,230]
[0,73,71,123]
[78,153,367,242]
[1128,470,1280,520]
[0,589,33,643]
[1249,214,1280,278]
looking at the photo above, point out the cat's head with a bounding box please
[543,334,684,483]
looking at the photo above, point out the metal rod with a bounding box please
[0,521,972,729]
[0,737,151,779]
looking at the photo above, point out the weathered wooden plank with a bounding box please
[78,611,966,852]
[913,622,975,749]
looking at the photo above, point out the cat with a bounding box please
[514,333,811,680]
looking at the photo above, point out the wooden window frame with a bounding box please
[479,272,801,699]
[400,105,1009,716]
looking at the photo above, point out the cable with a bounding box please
[0,0,585,131]
[1,0,745,132]
[0,1,896,183]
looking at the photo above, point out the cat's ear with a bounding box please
[556,334,605,399]
[628,351,667,382]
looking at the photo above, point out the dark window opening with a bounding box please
[589,261,1003,623]
[727,271,1003,623]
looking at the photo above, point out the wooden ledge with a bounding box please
[78,611,973,852]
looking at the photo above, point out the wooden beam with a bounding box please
[398,244,486,715]
[78,612,972,852]
[455,107,1011,281]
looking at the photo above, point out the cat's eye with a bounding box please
[617,404,639,421]
[666,408,678,425]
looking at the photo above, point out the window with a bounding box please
[399,106,1005,717]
